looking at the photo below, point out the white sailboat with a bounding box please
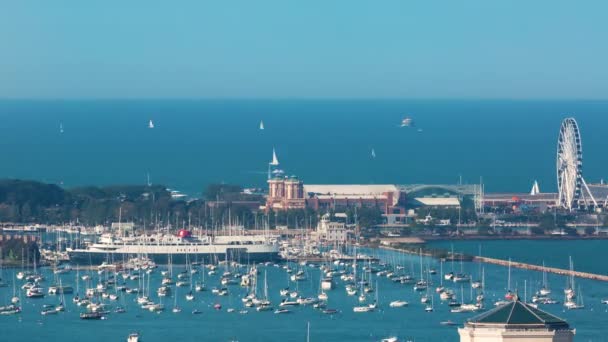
[270,148,279,166]
[530,180,540,195]
[256,270,272,311]
[59,123,64,134]
[371,148,376,159]
[172,285,181,313]
[259,120,264,130]
[539,261,551,296]
[148,119,154,129]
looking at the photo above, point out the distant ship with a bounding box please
[371,148,376,158]
[259,120,265,130]
[401,117,414,127]
[148,119,154,129]
[66,230,280,264]
[59,123,64,134]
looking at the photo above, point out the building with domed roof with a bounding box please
[458,298,575,342]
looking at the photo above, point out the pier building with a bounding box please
[264,176,485,221]
[304,184,402,215]
[314,213,348,242]
[265,175,306,210]
[458,297,575,342]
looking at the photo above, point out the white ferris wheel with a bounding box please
[556,117,596,210]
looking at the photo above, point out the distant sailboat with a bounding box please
[270,148,280,166]
[268,147,282,179]
[259,120,265,130]
[530,180,540,195]
[148,120,154,129]
[59,123,64,134]
[371,148,376,159]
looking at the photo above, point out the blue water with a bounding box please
[2,247,608,341]
[1,100,608,196]
[427,239,608,275]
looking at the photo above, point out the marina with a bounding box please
[3,237,608,341]
[1,0,607,338]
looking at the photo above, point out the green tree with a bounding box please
[357,207,383,229]
[584,227,596,235]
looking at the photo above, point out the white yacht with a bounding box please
[389,300,408,308]
[400,117,414,127]
[67,230,279,264]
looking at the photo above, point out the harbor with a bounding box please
[2,238,608,341]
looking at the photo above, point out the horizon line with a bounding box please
[1,97,608,102]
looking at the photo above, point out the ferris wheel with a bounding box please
[556,118,582,210]
[556,118,596,210]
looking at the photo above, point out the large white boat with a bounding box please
[66,229,280,264]
[400,117,414,127]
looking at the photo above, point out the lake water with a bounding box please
[1,100,607,196]
[2,244,608,341]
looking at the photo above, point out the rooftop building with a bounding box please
[458,298,575,342]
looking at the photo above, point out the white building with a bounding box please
[458,298,575,342]
[316,213,347,243]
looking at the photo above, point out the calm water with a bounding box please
[428,239,608,275]
[1,100,608,340]
[2,246,608,341]
[1,100,608,196]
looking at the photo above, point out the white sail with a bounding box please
[530,180,540,195]
[259,120,264,130]
[59,123,64,134]
[148,120,154,129]
[371,148,376,158]
[270,148,279,166]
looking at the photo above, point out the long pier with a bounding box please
[474,256,608,282]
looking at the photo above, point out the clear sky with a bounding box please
[1,0,607,99]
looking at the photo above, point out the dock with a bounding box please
[475,256,608,282]
[282,256,380,263]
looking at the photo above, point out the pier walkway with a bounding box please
[474,256,608,282]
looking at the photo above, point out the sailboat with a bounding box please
[256,271,273,311]
[317,274,328,301]
[270,148,279,166]
[371,148,376,159]
[564,286,584,310]
[539,261,551,296]
[564,256,576,300]
[259,120,264,130]
[59,123,64,134]
[148,119,154,129]
[172,285,181,313]
[425,292,434,312]
[413,249,427,291]
[11,277,19,304]
[504,258,514,301]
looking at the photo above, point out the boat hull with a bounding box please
[67,250,280,265]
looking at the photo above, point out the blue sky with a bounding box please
[0,0,606,99]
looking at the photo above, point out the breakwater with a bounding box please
[474,256,608,282]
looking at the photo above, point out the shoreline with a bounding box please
[418,234,608,242]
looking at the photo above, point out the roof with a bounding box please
[469,299,569,329]
[314,194,388,200]
[413,197,460,206]
[304,184,399,205]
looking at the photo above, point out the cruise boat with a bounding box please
[67,229,280,264]
[400,117,414,127]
